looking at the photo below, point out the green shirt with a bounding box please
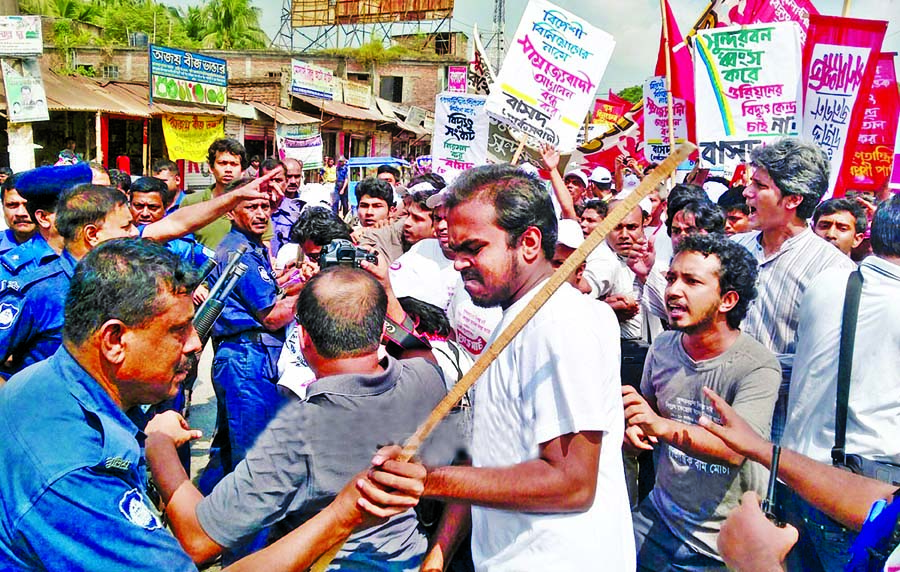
[181,185,273,249]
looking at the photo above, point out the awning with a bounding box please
[292,94,394,124]
[0,66,152,117]
[249,101,319,125]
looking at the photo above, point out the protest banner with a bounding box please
[161,115,225,163]
[432,92,489,182]
[448,65,467,93]
[801,15,887,198]
[467,23,495,95]
[485,0,614,152]
[570,101,646,173]
[486,118,541,165]
[692,0,818,44]
[276,123,324,170]
[592,98,628,128]
[643,76,689,163]
[0,16,42,56]
[842,53,898,193]
[694,22,802,172]
[1,58,48,123]
[150,45,227,107]
[290,59,335,100]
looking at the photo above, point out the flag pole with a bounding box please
[660,0,677,161]
[842,0,851,16]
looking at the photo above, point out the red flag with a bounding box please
[608,90,632,107]
[801,15,887,198]
[656,0,694,105]
[655,0,695,149]
[841,53,898,193]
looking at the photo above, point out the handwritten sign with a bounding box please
[694,22,802,170]
[150,45,227,107]
[801,15,887,198]
[486,118,542,165]
[290,59,335,100]
[0,16,42,56]
[643,76,689,163]
[432,93,488,183]
[592,97,627,128]
[695,0,817,44]
[160,115,225,162]
[468,24,496,95]
[448,65,467,93]
[486,0,614,152]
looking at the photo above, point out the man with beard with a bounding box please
[622,234,780,570]
[420,164,634,571]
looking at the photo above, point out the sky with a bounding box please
[174,0,900,94]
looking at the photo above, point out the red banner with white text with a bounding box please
[841,53,899,193]
[801,15,887,198]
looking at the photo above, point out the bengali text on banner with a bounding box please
[432,92,489,183]
[694,22,802,172]
[801,15,887,198]
[485,0,614,152]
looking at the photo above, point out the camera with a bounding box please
[319,238,378,269]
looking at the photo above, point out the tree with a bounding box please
[617,85,642,104]
[197,0,268,50]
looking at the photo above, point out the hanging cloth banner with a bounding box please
[570,101,646,172]
[840,53,898,194]
[467,23,495,96]
[485,0,615,152]
[801,15,887,199]
[161,114,225,163]
[432,92,489,183]
[276,123,323,170]
[694,22,803,171]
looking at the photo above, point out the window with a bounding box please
[435,33,451,56]
[101,65,119,80]
[348,72,370,83]
[379,76,403,103]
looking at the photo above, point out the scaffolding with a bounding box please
[273,0,455,52]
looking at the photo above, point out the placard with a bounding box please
[643,76,688,163]
[432,93,488,183]
[485,0,614,151]
[448,65,467,93]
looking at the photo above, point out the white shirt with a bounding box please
[583,242,644,340]
[470,282,635,571]
[783,256,900,464]
[388,239,457,310]
[732,228,856,373]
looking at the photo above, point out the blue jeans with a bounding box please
[782,486,855,571]
[633,499,728,571]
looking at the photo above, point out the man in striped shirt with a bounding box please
[732,138,856,441]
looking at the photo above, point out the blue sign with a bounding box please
[149,45,228,107]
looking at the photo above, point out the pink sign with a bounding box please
[448,66,467,93]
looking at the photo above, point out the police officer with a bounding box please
[1,174,36,255]
[0,238,426,571]
[201,176,302,490]
[0,183,134,378]
[261,157,304,259]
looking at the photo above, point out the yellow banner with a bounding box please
[161,114,224,163]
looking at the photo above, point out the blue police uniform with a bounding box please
[206,227,285,478]
[137,225,215,272]
[0,348,197,571]
[0,229,22,256]
[270,198,304,259]
[0,238,76,379]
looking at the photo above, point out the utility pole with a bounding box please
[491,0,505,71]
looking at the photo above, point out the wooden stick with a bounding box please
[311,143,697,571]
[510,133,528,164]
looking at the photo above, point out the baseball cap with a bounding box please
[425,188,453,209]
[557,218,585,249]
[589,166,612,185]
[564,170,588,187]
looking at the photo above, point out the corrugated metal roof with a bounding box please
[249,101,319,125]
[292,94,394,124]
[38,69,151,117]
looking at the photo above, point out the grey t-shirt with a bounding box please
[641,331,780,560]
[196,356,458,571]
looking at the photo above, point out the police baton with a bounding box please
[310,142,698,571]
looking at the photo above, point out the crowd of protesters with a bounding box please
[0,136,897,571]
